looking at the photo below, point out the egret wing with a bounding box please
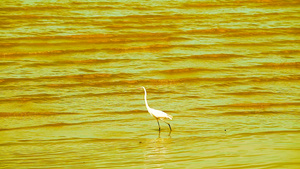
[150,108,173,120]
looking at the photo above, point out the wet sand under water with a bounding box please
[0,0,300,168]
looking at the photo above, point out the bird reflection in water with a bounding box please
[143,130,172,168]
[158,129,172,138]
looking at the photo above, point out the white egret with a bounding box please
[142,86,173,131]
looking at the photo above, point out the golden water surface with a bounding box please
[0,0,300,168]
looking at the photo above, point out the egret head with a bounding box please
[141,86,146,92]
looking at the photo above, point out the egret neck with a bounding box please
[142,86,150,110]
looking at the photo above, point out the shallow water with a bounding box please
[0,0,300,168]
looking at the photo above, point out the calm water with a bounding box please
[0,0,300,168]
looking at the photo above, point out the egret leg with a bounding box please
[156,119,161,131]
[161,119,172,131]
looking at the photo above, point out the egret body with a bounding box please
[142,86,173,131]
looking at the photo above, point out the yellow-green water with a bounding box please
[0,0,299,168]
